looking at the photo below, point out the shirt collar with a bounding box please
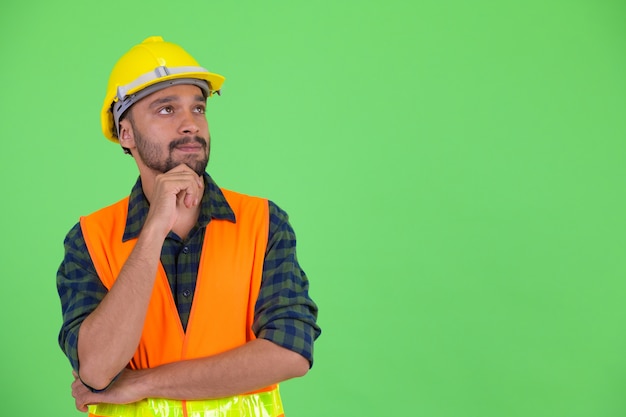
[122,172,235,242]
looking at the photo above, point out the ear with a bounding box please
[118,119,136,149]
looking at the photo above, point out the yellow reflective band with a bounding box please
[88,387,284,417]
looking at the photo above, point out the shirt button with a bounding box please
[183,290,192,298]
[182,246,189,254]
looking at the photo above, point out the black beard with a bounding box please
[134,130,210,176]
[164,136,210,176]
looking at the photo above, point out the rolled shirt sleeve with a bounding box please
[56,223,108,371]
[253,201,321,367]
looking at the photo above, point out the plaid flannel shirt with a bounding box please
[57,173,320,371]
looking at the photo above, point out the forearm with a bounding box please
[77,226,165,390]
[136,339,309,400]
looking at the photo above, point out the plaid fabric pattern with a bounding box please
[57,174,320,371]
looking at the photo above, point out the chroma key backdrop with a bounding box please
[1,1,625,416]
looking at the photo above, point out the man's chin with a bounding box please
[172,159,208,176]
[189,163,208,176]
[164,150,209,175]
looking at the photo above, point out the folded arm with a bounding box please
[72,338,309,412]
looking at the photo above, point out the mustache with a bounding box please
[169,136,208,151]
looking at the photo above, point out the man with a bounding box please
[57,36,320,417]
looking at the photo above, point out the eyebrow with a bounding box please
[148,94,206,109]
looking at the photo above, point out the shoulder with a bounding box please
[267,200,290,226]
[63,221,85,248]
[220,188,268,205]
[220,190,291,225]
[80,196,130,238]
[82,196,130,221]
[219,188,270,218]
[59,221,95,275]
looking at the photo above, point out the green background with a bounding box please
[1,1,625,416]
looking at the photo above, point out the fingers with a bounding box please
[71,372,90,412]
[182,191,197,209]
[155,164,203,205]
[145,164,204,235]
[76,400,89,413]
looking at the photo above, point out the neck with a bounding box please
[138,168,160,204]
[171,209,201,240]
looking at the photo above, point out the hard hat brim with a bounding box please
[101,70,225,143]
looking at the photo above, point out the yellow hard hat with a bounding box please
[101,36,225,142]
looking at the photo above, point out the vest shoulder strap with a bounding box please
[80,197,131,289]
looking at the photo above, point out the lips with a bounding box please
[175,144,202,152]
[170,136,207,153]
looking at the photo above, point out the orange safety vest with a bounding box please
[79,189,284,417]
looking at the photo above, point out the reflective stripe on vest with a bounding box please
[80,188,281,417]
[88,387,284,417]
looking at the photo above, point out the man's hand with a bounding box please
[143,164,204,239]
[72,370,146,413]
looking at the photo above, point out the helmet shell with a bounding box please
[100,36,225,142]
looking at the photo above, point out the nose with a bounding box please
[178,110,201,135]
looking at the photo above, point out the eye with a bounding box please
[194,105,206,114]
[158,106,174,115]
